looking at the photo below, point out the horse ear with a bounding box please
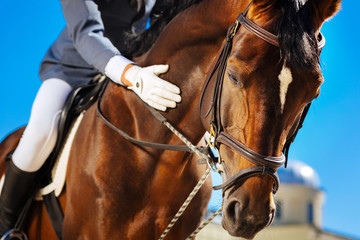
[310,0,342,29]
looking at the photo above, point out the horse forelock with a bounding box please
[123,0,204,58]
[276,0,320,69]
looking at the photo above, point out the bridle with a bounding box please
[96,2,325,195]
[199,3,325,194]
[97,3,325,195]
[95,2,326,238]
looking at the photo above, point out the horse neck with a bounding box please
[138,0,251,132]
[101,0,252,149]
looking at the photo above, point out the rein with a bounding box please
[96,81,217,240]
[97,82,194,153]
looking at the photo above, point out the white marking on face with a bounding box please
[278,63,293,113]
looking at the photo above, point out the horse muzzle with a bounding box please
[222,193,276,239]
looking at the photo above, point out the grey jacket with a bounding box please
[39,0,155,88]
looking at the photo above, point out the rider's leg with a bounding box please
[12,79,72,171]
[0,78,72,234]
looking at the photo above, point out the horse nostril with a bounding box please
[226,201,242,224]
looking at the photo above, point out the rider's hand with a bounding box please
[122,64,181,111]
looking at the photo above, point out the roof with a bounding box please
[277,160,320,189]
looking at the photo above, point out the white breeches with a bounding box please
[12,79,72,172]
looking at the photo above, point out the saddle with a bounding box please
[34,75,106,239]
[40,74,106,179]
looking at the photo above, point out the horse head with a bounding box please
[200,0,341,238]
[123,0,342,238]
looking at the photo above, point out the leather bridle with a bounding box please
[94,3,326,238]
[97,2,325,195]
[199,3,325,194]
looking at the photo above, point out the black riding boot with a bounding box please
[0,160,37,235]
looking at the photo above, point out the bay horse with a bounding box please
[0,0,341,239]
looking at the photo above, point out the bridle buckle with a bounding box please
[230,20,240,39]
[208,124,216,148]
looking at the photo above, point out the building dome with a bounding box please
[277,160,320,189]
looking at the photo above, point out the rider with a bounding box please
[0,0,181,235]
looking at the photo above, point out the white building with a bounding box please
[273,161,323,228]
[197,161,356,240]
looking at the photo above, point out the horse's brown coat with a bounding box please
[0,0,341,239]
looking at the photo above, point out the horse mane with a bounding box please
[276,0,320,68]
[124,0,320,67]
[123,0,203,58]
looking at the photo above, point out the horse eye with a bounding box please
[228,73,242,88]
[228,73,237,83]
[317,32,325,51]
[317,33,322,42]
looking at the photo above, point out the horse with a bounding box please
[0,0,341,239]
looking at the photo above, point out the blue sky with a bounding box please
[0,0,359,238]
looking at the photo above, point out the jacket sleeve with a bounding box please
[59,0,132,75]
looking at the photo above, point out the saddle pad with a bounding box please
[0,113,84,201]
[34,113,84,201]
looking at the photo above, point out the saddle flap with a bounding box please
[38,76,107,198]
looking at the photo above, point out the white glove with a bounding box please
[124,64,181,111]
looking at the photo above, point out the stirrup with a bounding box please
[0,229,28,240]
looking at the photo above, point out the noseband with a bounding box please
[200,3,325,194]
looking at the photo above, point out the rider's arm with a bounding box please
[59,0,131,84]
[60,0,181,111]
